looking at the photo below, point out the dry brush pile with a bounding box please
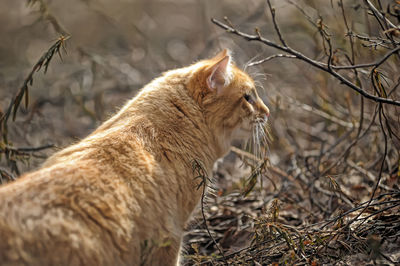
[0,0,399,265]
[183,0,400,265]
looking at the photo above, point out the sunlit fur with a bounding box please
[0,49,269,266]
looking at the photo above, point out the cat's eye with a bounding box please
[244,93,254,104]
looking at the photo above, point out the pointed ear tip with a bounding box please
[213,48,231,59]
[221,48,231,56]
[210,55,230,72]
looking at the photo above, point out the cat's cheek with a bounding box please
[231,125,252,141]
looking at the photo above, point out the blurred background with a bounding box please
[0,0,395,169]
[1,0,399,264]
[1,0,285,170]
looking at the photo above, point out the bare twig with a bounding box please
[266,0,287,47]
[364,0,399,30]
[27,0,70,36]
[0,167,16,183]
[286,96,357,129]
[0,144,55,155]
[211,18,400,106]
[247,54,296,67]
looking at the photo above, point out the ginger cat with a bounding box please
[0,49,269,265]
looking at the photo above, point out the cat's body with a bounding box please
[0,49,269,265]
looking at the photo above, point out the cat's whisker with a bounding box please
[254,125,259,159]
[243,139,248,153]
[257,124,262,159]
[249,118,270,160]
[259,124,264,158]
[255,84,267,95]
[254,130,258,159]
[254,78,266,91]
[260,134,268,157]
[261,129,269,148]
[254,80,266,89]
[252,121,260,159]
[252,75,268,84]
[249,71,267,79]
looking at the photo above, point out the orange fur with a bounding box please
[0,49,269,265]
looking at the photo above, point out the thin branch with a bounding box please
[286,0,326,29]
[247,54,296,67]
[339,0,355,64]
[348,32,400,47]
[346,105,389,229]
[347,160,392,191]
[211,18,400,106]
[27,0,70,36]
[0,167,16,182]
[364,0,399,30]
[1,144,55,154]
[319,103,377,177]
[266,0,287,47]
[286,96,357,129]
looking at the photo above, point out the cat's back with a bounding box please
[0,155,138,265]
[0,117,164,265]
[0,112,185,265]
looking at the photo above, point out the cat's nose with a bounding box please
[264,106,270,117]
[257,100,270,118]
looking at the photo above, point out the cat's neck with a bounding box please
[97,74,225,167]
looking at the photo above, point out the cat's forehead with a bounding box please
[233,67,255,89]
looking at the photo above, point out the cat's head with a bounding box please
[190,49,270,158]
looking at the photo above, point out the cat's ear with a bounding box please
[206,55,231,94]
[214,49,229,60]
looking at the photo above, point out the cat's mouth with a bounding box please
[254,116,268,124]
[239,117,268,134]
